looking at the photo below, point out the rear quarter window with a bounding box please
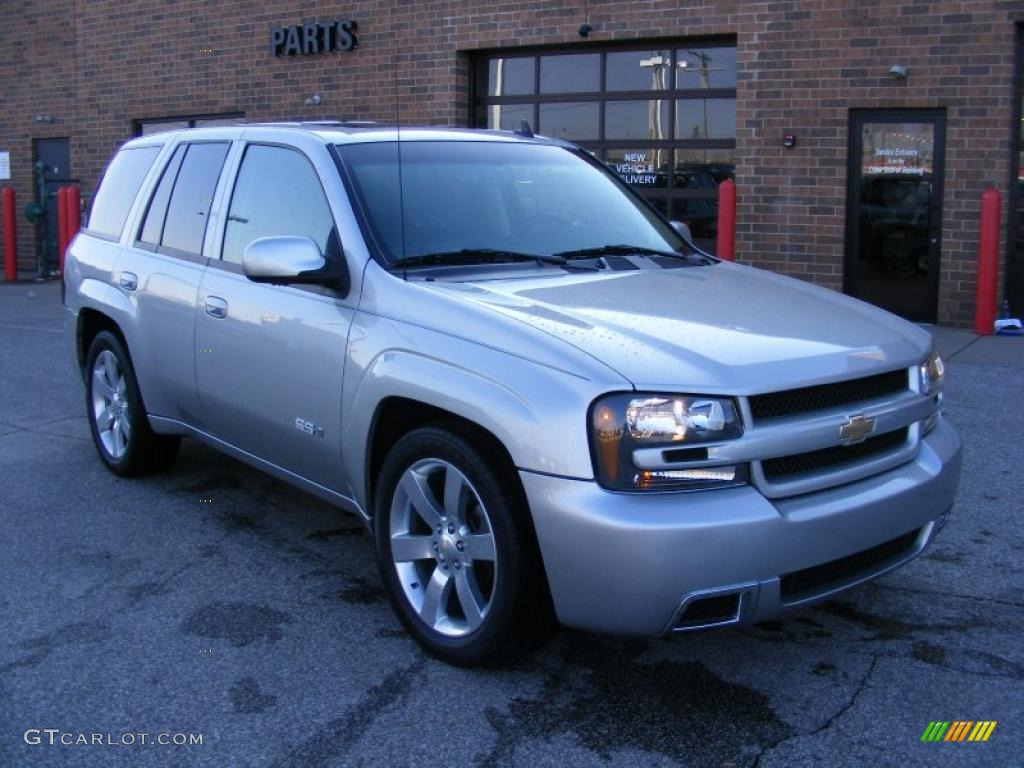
[87,146,162,239]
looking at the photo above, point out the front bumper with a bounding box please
[523,416,962,636]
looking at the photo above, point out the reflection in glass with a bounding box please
[488,57,535,96]
[539,102,599,140]
[674,149,735,183]
[605,100,668,140]
[606,50,672,91]
[675,47,737,89]
[487,103,534,131]
[676,99,736,139]
[540,53,600,93]
[674,198,719,240]
[140,120,189,136]
[605,148,670,188]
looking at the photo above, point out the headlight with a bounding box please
[589,393,745,492]
[919,350,945,396]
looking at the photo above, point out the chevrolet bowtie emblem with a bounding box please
[839,415,876,444]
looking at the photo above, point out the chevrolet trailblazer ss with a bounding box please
[64,123,962,665]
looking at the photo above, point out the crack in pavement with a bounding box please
[751,654,880,768]
[868,582,1024,611]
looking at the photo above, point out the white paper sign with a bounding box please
[0,152,9,180]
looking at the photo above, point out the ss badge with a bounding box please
[295,418,325,438]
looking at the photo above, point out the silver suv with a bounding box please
[64,123,962,665]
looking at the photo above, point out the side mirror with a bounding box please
[242,236,331,285]
[670,220,694,245]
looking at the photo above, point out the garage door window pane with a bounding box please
[486,103,534,131]
[606,148,670,189]
[488,57,535,96]
[605,100,668,140]
[675,47,737,89]
[606,50,672,91]
[539,102,598,141]
[540,53,600,93]
[674,148,736,183]
[675,99,736,140]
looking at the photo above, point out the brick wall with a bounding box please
[1,0,1023,325]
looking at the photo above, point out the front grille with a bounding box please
[780,528,921,602]
[761,427,909,482]
[675,593,741,628]
[749,369,908,421]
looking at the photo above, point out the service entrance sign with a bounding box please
[0,152,10,180]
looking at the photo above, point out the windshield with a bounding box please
[335,140,692,266]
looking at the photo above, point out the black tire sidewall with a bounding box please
[374,426,531,666]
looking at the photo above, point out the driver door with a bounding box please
[195,143,354,490]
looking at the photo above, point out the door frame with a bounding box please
[844,108,946,323]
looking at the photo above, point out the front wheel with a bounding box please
[374,426,553,666]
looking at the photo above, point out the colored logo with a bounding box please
[921,721,997,742]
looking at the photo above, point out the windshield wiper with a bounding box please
[390,249,567,269]
[554,244,713,265]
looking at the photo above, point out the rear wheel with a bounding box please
[374,425,553,666]
[85,331,179,476]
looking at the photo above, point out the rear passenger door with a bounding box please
[195,143,354,491]
[119,141,230,424]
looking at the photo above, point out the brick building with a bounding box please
[2,0,1024,325]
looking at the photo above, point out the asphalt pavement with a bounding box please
[1,281,1021,767]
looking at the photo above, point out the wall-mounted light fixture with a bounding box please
[305,93,323,106]
[888,65,907,78]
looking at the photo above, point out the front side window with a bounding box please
[160,143,229,255]
[337,141,687,264]
[88,146,161,239]
[222,145,335,265]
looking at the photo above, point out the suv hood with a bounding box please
[425,262,932,394]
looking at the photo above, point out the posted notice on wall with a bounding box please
[0,152,10,180]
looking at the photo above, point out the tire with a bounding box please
[374,425,554,666]
[84,330,180,476]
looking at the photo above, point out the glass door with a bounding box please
[845,110,945,322]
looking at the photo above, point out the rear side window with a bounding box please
[221,145,335,265]
[137,145,186,247]
[87,146,161,239]
[160,142,229,255]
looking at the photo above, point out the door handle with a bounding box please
[204,295,228,319]
[118,271,138,291]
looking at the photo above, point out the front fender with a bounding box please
[341,314,624,513]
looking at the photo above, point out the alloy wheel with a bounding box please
[389,458,498,637]
[91,349,131,459]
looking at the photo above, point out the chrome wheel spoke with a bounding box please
[112,420,125,455]
[118,414,131,443]
[92,368,114,400]
[401,470,443,528]
[102,353,120,390]
[465,533,496,562]
[454,569,485,630]
[419,567,452,627]
[391,533,436,563]
[97,405,114,429]
[443,467,465,522]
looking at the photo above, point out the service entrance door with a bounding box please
[845,110,945,322]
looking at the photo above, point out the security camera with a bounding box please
[888,65,907,78]
[578,23,592,38]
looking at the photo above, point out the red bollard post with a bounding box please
[974,188,1000,336]
[2,187,16,282]
[67,186,81,243]
[716,179,736,262]
[57,186,70,273]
